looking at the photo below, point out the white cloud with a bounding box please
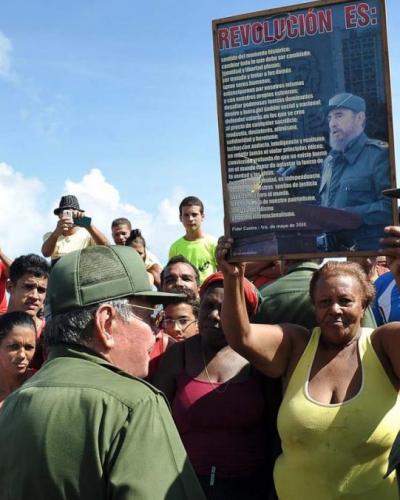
[156,187,186,226]
[0,165,223,266]
[0,31,14,80]
[59,169,191,263]
[0,162,48,257]
[147,187,224,263]
[149,187,188,262]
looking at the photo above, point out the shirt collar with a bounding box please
[47,343,126,375]
[40,343,163,396]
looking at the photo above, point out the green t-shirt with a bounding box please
[169,234,217,284]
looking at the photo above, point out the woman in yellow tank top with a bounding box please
[217,228,400,500]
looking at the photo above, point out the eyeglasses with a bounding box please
[125,304,159,333]
[161,317,197,332]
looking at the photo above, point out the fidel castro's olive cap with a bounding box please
[322,92,366,116]
[49,245,184,316]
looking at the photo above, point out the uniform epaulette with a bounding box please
[366,138,388,149]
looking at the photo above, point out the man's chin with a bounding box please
[329,136,345,151]
[24,307,38,317]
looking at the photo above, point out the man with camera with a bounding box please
[41,195,108,265]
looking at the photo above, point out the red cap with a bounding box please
[199,271,259,317]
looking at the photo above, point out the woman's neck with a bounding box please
[319,327,361,352]
[200,336,229,357]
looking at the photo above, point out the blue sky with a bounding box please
[0,0,399,263]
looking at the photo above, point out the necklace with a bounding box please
[201,345,232,394]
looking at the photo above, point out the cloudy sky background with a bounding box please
[0,0,399,263]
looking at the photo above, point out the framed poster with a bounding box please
[213,0,397,259]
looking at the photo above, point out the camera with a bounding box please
[62,209,74,224]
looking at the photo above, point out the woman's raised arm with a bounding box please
[217,237,304,378]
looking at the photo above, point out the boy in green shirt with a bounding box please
[169,196,217,284]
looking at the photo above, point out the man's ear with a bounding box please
[356,111,366,127]
[94,304,116,349]
[6,279,13,294]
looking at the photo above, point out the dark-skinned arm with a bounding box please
[152,341,184,404]
[86,223,109,246]
[217,237,301,378]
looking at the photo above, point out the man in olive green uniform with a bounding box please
[318,92,392,251]
[0,245,205,500]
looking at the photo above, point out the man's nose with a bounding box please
[28,287,39,299]
[209,308,221,321]
[329,118,338,129]
[172,320,183,332]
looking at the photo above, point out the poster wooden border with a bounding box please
[213,0,397,262]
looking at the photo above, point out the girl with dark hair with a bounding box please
[0,311,37,407]
[126,229,162,289]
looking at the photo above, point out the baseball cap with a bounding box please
[199,271,260,317]
[322,93,366,116]
[48,245,185,315]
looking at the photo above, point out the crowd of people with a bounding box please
[0,191,400,499]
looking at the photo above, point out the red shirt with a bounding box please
[172,372,267,477]
[0,261,8,315]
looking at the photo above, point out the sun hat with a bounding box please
[54,195,84,215]
[48,245,184,315]
[199,271,260,317]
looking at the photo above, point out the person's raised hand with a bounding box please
[216,236,245,278]
[55,215,72,235]
[379,226,400,285]
[73,210,85,220]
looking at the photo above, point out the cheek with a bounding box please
[314,308,328,323]
[26,349,35,361]
[136,326,154,348]
[0,351,14,368]
[185,324,198,337]
[12,288,23,299]
[350,307,363,320]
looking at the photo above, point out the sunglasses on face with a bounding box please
[125,304,159,332]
